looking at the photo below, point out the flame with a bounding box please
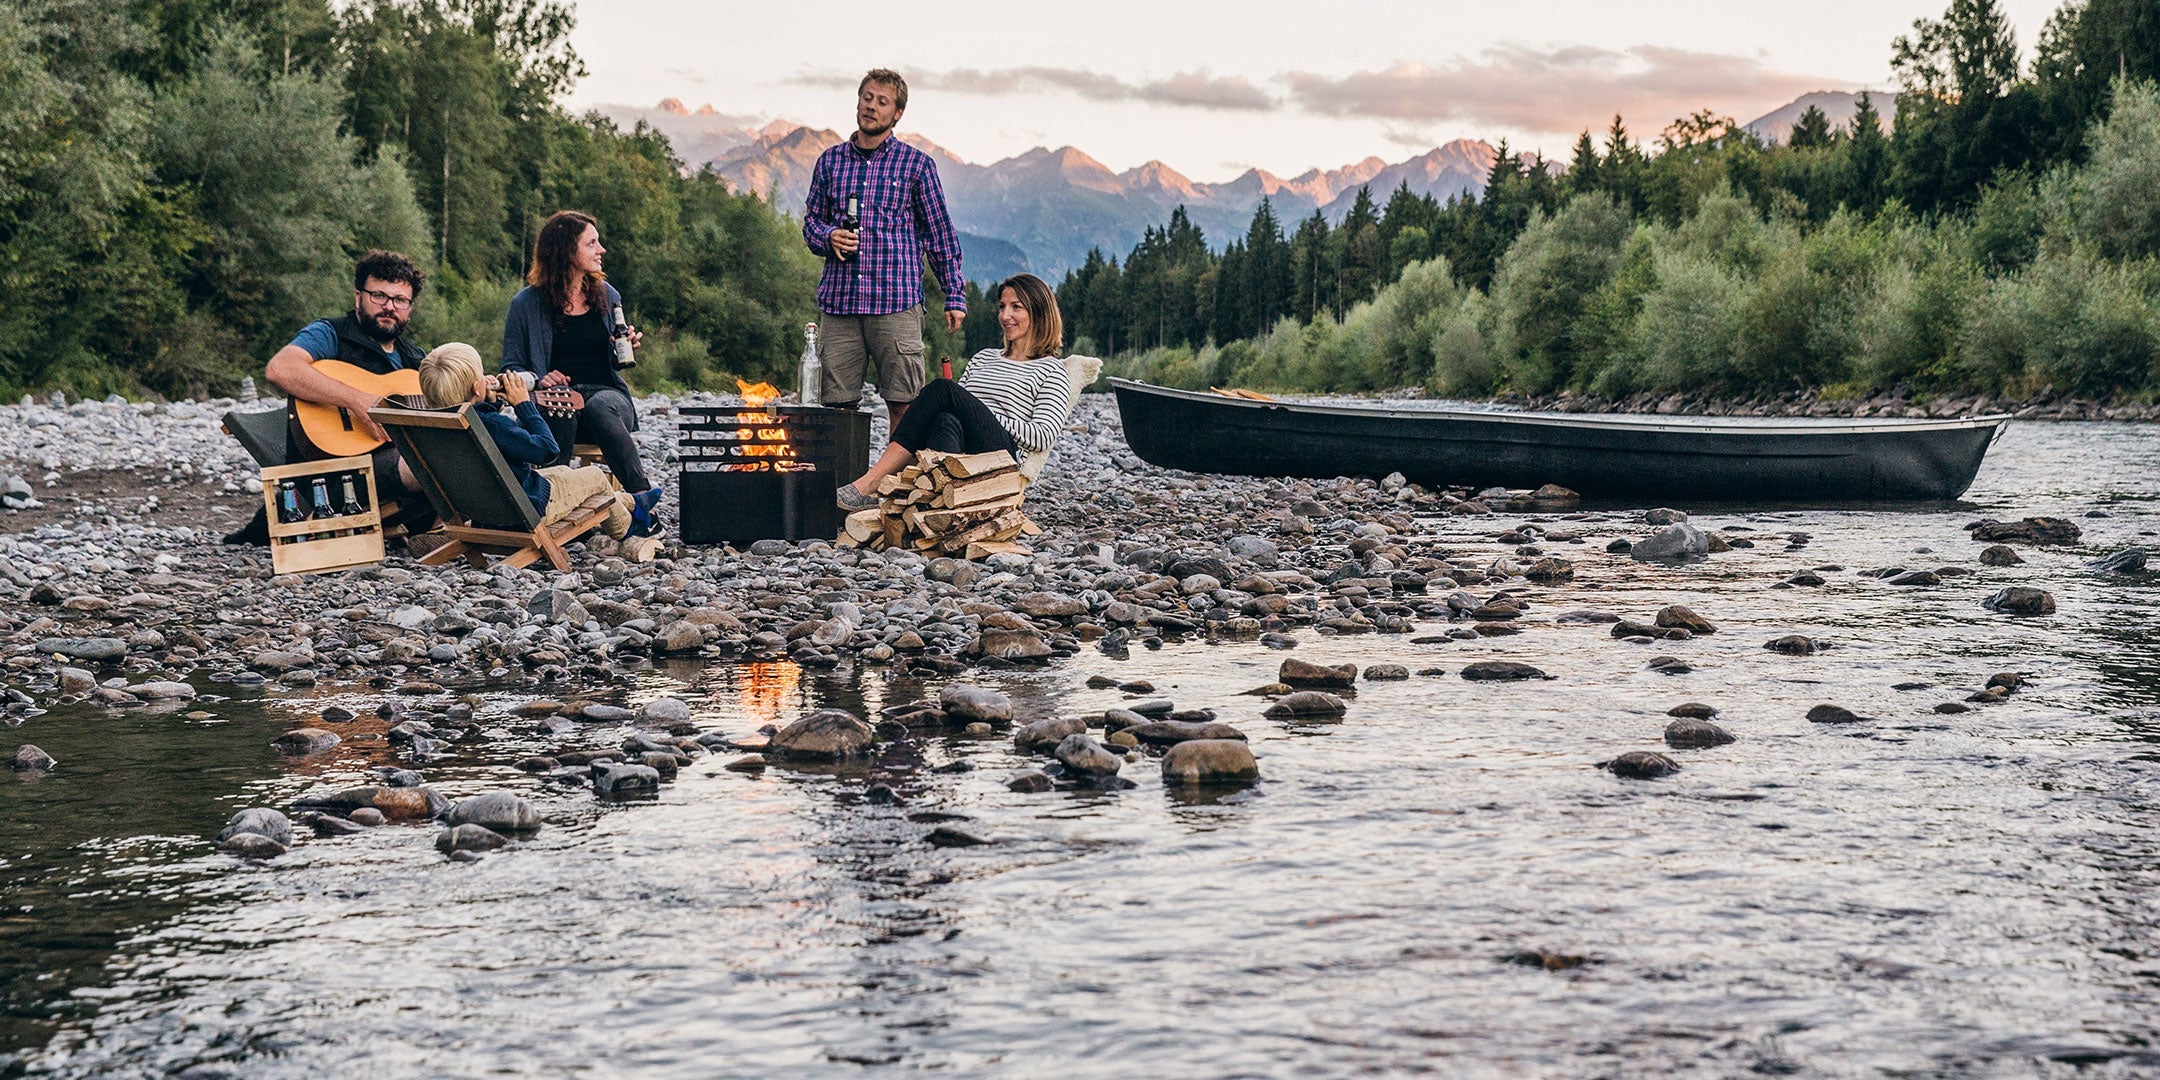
[736,379,781,408]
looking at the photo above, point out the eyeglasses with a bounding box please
[359,288,414,310]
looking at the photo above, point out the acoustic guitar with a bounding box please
[292,360,584,458]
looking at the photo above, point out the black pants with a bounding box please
[544,385,650,491]
[887,378,1018,458]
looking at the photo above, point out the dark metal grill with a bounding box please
[678,405,870,546]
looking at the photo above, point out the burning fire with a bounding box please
[722,379,810,472]
[736,378,781,408]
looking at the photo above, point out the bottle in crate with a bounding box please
[337,472,367,517]
[276,480,308,525]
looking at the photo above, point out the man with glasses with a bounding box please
[261,250,428,513]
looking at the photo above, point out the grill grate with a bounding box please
[678,405,870,545]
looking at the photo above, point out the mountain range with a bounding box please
[604,91,1879,282]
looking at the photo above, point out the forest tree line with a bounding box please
[1,0,835,399]
[1072,0,2160,402]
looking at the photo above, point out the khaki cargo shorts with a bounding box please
[817,305,927,405]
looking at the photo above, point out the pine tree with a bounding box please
[1788,104,1834,148]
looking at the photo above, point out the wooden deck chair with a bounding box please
[368,403,615,573]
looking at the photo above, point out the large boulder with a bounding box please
[1630,524,1710,561]
[1278,658,1356,688]
[1966,517,2081,545]
[444,791,541,833]
[1655,605,1717,634]
[1054,733,1123,776]
[216,808,293,847]
[33,637,127,663]
[1013,717,1087,752]
[767,709,874,760]
[1121,720,1246,746]
[1262,691,1346,719]
[939,684,1014,724]
[1160,740,1259,784]
[1982,587,2055,616]
[1459,661,1552,681]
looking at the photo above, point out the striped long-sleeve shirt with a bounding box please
[802,136,965,316]
[959,350,1075,454]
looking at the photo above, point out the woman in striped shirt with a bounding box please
[838,273,1077,509]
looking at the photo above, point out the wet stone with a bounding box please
[1014,717,1088,753]
[1279,658,1357,687]
[1664,719,1736,748]
[271,728,340,755]
[1667,702,1718,719]
[1765,635,1819,656]
[1263,691,1347,719]
[1604,751,1681,779]
[940,684,1014,724]
[1363,664,1410,681]
[1982,587,2055,616]
[1459,661,1552,681]
[436,824,508,854]
[1655,605,1717,634]
[1978,545,2024,566]
[1807,703,1864,724]
[1006,769,1054,793]
[11,745,57,771]
[1054,733,1123,775]
[1121,720,1247,746]
[1160,739,1259,784]
[218,833,286,859]
[444,792,541,833]
[768,710,874,760]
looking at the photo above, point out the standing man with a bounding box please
[802,68,965,427]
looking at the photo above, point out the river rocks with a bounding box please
[1644,508,1689,526]
[1667,702,1718,719]
[1654,605,1717,634]
[1884,569,1940,587]
[1054,733,1123,775]
[218,833,286,859]
[1806,703,1864,724]
[1006,769,1055,792]
[724,754,766,772]
[1603,751,1681,779]
[1160,739,1259,784]
[768,710,874,760]
[1014,717,1087,752]
[1524,557,1575,582]
[1226,535,1280,566]
[1279,658,1356,687]
[33,637,127,663]
[1121,720,1247,745]
[1011,591,1087,618]
[1967,517,2081,545]
[940,684,1014,723]
[592,761,662,794]
[1263,691,1346,719]
[1764,635,1820,656]
[2087,547,2148,574]
[436,824,508,854]
[655,621,704,653]
[1978,544,2023,566]
[445,791,541,833]
[249,650,311,672]
[1664,719,1736,748]
[926,825,991,847]
[1982,587,2056,615]
[638,697,693,725]
[1458,661,1552,681]
[1630,523,1710,560]
[11,745,55,771]
[295,784,450,820]
[271,728,341,754]
[1363,664,1410,681]
[1784,571,1826,587]
[217,808,293,848]
[969,628,1051,660]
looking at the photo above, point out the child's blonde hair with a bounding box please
[418,343,486,409]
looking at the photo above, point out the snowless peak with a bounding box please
[694,103,717,116]
[656,97,689,115]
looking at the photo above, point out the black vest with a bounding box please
[326,311,425,373]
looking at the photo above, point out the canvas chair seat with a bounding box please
[369,402,614,573]
[221,406,291,469]
[1017,354,1101,482]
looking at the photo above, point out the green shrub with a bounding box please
[1487,194,1633,392]
[1958,249,2160,395]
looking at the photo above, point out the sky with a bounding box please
[563,0,2068,182]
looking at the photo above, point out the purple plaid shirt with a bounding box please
[803,136,966,316]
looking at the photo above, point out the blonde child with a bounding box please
[416,343,662,539]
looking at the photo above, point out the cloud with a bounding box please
[1282,45,1832,136]
[792,66,1273,111]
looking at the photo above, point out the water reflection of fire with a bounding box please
[738,659,802,726]
[725,379,815,472]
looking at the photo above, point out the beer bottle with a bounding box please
[611,305,636,369]
[276,480,307,524]
[309,477,335,519]
[840,194,861,261]
[337,472,367,517]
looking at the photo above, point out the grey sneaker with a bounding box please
[836,483,879,511]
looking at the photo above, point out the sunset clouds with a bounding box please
[795,46,1832,139]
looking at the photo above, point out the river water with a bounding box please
[4,421,2158,1078]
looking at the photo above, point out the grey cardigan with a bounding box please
[500,283,636,424]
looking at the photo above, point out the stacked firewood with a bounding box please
[838,449,1040,559]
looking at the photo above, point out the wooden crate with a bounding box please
[260,455,387,575]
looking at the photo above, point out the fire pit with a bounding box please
[678,382,870,546]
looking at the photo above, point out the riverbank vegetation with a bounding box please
[1078,0,2160,403]
[0,0,826,399]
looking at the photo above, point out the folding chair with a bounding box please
[221,406,291,469]
[369,403,615,573]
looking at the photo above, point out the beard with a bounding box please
[857,114,894,139]
[356,306,406,342]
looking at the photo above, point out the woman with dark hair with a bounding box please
[837,273,1077,509]
[501,210,658,499]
